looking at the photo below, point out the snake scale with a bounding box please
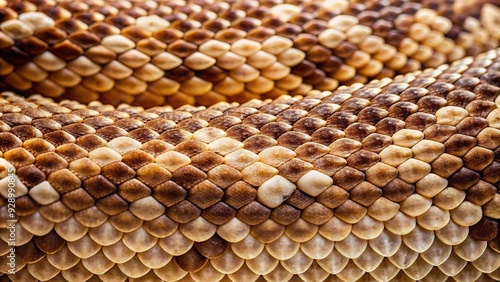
[0,0,499,281]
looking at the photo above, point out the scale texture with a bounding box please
[0,0,499,282]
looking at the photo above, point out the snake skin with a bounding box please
[0,0,499,282]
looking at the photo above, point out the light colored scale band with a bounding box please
[0,49,499,281]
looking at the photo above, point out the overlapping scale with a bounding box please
[0,48,499,281]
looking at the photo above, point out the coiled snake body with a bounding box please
[0,0,499,281]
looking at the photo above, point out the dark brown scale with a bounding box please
[202,19,228,33]
[95,194,128,215]
[104,14,134,29]
[400,87,429,103]
[128,128,159,143]
[8,2,35,14]
[136,37,166,55]
[236,201,271,225]
[88,22,120,38]
[224,181,256,209]
[241,134,275,153]
[195,234,230,259]
[17,36,48,55]
[317,56,342,73]
[470,217,499,241]
[154,28,184,44]
[120,26,151,42]
[176,118,206,133]
[242,113,276,128]
[259,122,289,140]
[0,7,17,22]
[454,77,481,91]
[246,6,271,19]
[201,202,235,225]
[404,112,436,131]
[306,45,331,63]
[33,151,68,175]
[226,107,259,120]
[9,125,41,141]
[166,65,195,81]
[170,165,207,189]
[34,230,65,254]
[12,195,37,217]
[232,17,261,32]
[417,96,448,114]
[269,204,299,225]
[339,98,370,115]
[16,165,45,188]
[215,28,246,43]
[344,123,376,141]
[449,164,482,191]
[101,162,136,185]
[261,17,284,30]
[188,180,224,209]
[175,248,208,272]
[291,60,317,77]
[173,140,206,158]
[326,112,358,130]
[362,133,392,153]
[346,149,380,172]
[55,143,87,163]
[123,7,148,18]
[370,94,400,109]
[332,167,365,191]
[464,147,495,172]
[95,126,128,141]
[246,26,274,42]
[305,68,328,85]
[357,107,388,125]
[382,178,415,202]
[226,124,260,142]
[466,181,497,206]
[444,134,477,157]
[1,47,31,65]
[184,28,214,44]
[208,115,241,130]
[387,102,418,120]
[62,188,95,211]
[74,11,102,25]
[150,181,186,208]
[292,33,317,52]
[49,39,84,60]
[74,134,105,152]
[275,23,302,39]
[357,10,380,25]
[334,42,358,59]
[292,117,323,135]
[350,181,383,206]
[83,175,117,199]
[15,240,45,264]
[122,150,154,170]
[284,189,313,209]
[372,19,393,38]
[456,117,488,136]
[427,82,455,97]
[474,84,500,102]
[300,202,333,225]
[115,179,151,204]
[167,40,197,58]
[275,131,310,151]
[466,100,497,118]
[445,90,476,108]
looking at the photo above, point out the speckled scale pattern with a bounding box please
[0,49,499,281]
[0,0,499,108]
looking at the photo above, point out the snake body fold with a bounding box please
[0,0,499,281]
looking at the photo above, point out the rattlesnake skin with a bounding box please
[0,0,499,281]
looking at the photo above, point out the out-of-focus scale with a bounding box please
[0,48,499,281]
[0,0,499,108]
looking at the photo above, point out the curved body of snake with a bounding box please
[0,0,499,281]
